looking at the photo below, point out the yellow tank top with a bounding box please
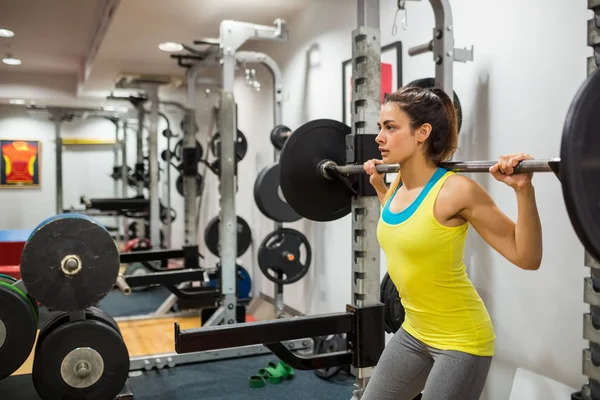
[377,168,495,356]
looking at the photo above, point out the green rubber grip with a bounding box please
[248,376,265,388]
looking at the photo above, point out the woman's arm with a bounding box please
[363,159,389,205]
[458,178,542,270]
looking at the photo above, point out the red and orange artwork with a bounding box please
[0,140,41,187]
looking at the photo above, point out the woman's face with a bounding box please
[376,102,420,165]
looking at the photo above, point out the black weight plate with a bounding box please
[314,334,346,380]
[561,70,600,263]
[0,283,37,380]
[279,119,353,222]
[380,273,405,334]
[407,78,463,134]
[21,214,120,312]
[270,125,292,150]
[32,319,129,400]
[36,308,122,354]
[204,215,252,257]
[210,130,248,162]
[258,228,312,285]
[254,163,302,223]
[176,173,204,197]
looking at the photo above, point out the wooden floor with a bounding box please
[13,315,201,376]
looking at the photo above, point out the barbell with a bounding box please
[278,67,600,262]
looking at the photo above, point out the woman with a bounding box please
[361,86,542,400]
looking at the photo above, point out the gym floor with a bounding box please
[4,288,354,399]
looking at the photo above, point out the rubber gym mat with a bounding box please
[0,355,354,400]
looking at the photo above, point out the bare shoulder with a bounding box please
[438,174,491,211]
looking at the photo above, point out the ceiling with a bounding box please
[0,0,311,110]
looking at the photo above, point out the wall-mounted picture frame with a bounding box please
[0,140,41,188]
[341,41,403,127]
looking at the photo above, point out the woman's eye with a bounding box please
[386,125,394,130]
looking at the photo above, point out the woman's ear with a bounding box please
[416,123,432,143]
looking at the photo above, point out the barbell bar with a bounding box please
[320,158,560,178]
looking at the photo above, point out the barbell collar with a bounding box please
[324,158,560,176]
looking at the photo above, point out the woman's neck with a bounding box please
[399,157,438,190]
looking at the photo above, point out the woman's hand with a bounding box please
[489,153,534,190]
[363,159,385,187]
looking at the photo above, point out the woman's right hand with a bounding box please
[363,159,385,186]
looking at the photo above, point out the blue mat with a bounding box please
[0,229,31,242]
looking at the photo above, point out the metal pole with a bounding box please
[145,85,161,249]
[430,0,454,98]
[219,23,239,324]
[122,120,129,243]
[113,118,120,239]
[54,116,64,215]
[135,102,146,240]
[185,65,201,248]
[352,1,382,398]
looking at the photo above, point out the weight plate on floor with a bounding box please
[20,214,120,312]
[124,263,152,292]
[0,282,38,380]
[561,69,600,263]
[270,125,292,150]
[204,215,252,257]
[314,334,346,380]
[254,163,302,223]
[279,119,354,222]
[176,173,204,197]
[32,318,129,400]
[258,228,312,285]
[380,273,405,334]
[209,130,248,162]
[407,77,463,134]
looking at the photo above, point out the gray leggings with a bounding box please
[361,327,492,400]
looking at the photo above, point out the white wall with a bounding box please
[250,0,592,398]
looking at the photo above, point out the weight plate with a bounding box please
[0,282,38,380]
[279,119,354,222]
[407,78,463,134]
[254,163,302,223]
[314,334,346,380]
[237,265,252,300]
[204,215,252,257]
[176,173,204,197]
[258,228,312,285]
[380,273,405,334]
[270,125,292,150]
[32,318,129,400]
[561,69,600,263]
[209,130,248,162]
[174,139,203,161]
[124,263,152,292]
[21,214,120,312]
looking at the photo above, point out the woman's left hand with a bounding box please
[489,153,534,190]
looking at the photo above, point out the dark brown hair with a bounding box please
[383,86,459,200]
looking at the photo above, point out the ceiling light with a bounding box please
[158,42,183,52]
[0,29,15,38]
[2,55,21,66]
[9,99,25,105]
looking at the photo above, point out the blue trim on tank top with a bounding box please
[382,167,447,225]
